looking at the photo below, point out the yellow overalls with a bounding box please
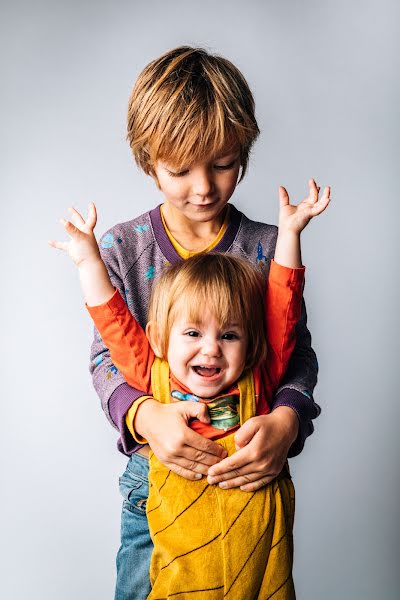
[147,358,296,599]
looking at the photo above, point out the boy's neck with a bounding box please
[161,203,228,252]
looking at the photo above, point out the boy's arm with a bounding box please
[271,302,320,456]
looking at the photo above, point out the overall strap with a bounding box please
[237,369,256,424]
[150,357,171,405]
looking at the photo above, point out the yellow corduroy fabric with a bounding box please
[147,358,296,600]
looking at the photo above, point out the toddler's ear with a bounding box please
[146,321,162,357]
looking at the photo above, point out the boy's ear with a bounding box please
[146,321,163,357]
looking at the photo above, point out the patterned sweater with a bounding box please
[90,204,320,456]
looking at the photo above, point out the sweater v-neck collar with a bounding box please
[149,203,242,264]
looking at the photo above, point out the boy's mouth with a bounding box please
[192,366,221,378]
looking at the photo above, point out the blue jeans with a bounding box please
[115,453,152,600]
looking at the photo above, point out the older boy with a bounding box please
[90,46,320,599]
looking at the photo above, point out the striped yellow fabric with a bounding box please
[147,358,296,599]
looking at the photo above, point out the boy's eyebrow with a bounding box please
[214,148,240,160]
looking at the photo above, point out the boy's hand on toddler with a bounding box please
[49,203,101,267]
[207,407,298,491]
[135,399,228,481]
[278,179,330,234]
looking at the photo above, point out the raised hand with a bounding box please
[278,179,330,235]
[48,203,101,267]
[49,203,114,305]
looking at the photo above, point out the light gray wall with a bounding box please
[1,1,399,598]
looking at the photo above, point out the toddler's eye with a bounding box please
[222,332,239,341]
[185,330,200,337]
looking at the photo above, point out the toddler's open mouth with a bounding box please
[192,366,221,378]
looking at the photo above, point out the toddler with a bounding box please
[50,179,329,597]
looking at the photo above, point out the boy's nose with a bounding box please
[192,170,214,199]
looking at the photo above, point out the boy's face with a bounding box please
[167,307,247,398]
[152,149,241,224]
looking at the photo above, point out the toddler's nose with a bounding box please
[201,337,222,358]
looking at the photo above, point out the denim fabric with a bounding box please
[115,453,152,600]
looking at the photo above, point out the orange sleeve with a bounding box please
[265,260,305,391]
[86,289,154,392]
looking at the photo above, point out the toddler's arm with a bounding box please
[49,204,153,392]
[265,179,330,389]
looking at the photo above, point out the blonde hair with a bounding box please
[148,253,267,369]
[127,46,259,181]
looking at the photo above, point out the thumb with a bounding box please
[180,401,210,424]
[234,418,259,450]
[278,186,290,209]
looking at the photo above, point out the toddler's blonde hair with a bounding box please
[147,253,267,370]
[127,46,259,181]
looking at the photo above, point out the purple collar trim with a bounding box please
[149,204,242,264]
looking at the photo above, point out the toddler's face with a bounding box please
[167,307,247,398]
[153,149,240,224]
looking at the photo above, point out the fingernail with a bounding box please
[219,482,228,489]
[194,473,202,480]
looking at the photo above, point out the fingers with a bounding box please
[181,427,227,459]
[164,461,204,481]
[68,206,85,227]
[207,446,251,477]
[278,186,290,208]
[86,202,97,229]
[60,217,81,238]
[180,400,210,424]
[48,239,69,251]
[234,418,258,450]
[311,185,331,217]
[308,178,319,204]
[210,471,277,491]
[68,203,97,230]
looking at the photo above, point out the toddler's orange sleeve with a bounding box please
[87,289,154,392]
[265,260,305,391]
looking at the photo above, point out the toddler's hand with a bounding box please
[278,179,330,234]
[49,203,100,267]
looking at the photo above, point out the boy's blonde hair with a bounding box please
[148,253,267,370]
[127,46,259,181]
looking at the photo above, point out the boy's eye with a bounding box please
[167,169,189,178]
[214,160,237,171]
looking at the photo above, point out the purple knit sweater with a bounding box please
[90,204,320,457]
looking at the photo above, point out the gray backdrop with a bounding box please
[1,0,399,598]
